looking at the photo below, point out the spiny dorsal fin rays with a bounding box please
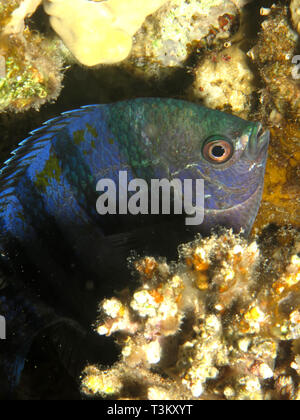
[0,105,102,198]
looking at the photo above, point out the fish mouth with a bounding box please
[202,182,263,236]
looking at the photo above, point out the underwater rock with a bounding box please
[290,0,300,34]
[247,5,300,232]
[0,0,64,112]
[252,122,300,232]
[247,5,300,121]
[43,0,168,66]
[190,45,255,118]
[125,0,241,77]
[81,228,300,400]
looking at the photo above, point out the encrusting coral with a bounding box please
[81,228,300,400]
[190,45,255,118]
[247,6,300,121]
[248,5,300,232]
[0,0,64,112]
[252,122,300,232]
[125,0,243,77]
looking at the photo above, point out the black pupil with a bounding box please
[212,145,225,157]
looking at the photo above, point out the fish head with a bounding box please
[176,108,269,235]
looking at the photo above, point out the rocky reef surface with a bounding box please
[81,228,300,400]
[125,0,242,76]
[249,6,300,232]
[0,0,64,112]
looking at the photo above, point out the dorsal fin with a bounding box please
[0,105,102,197]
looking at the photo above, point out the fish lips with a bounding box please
[217,126,269,235]
[199,182,264,236]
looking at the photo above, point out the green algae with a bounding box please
[0,0,64,112]
[86,123,98,138]
[35,155,62,192]
[73,129,85,145]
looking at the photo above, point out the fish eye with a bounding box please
[202,138,233,163]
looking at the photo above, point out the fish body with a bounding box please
[0,98,269,395]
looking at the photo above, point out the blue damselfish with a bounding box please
[0,98,269,395]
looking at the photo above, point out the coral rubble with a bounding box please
[81,228,300,400]
[248,6,300,121]
[125,0,241,77]
[253,122,300,232]
[191,45,255,117]
[0,0,64,112]
[249,5,300,232]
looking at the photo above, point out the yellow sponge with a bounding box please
[43,0,168,66]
